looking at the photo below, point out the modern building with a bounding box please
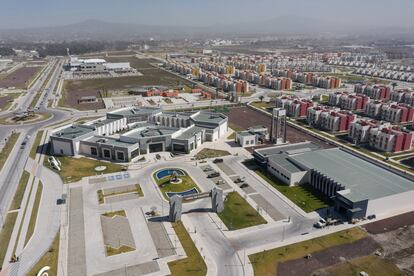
[67,56,133,74]
[253,143,414,221]
[235,125,268,147]
[50,107,228,161]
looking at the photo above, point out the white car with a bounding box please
[314,218,327,228]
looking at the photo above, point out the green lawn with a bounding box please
[106,245,135,256]
[218,192,267,230]
[29,130,44,159]
[24,182,43,246]
[153,169,200,200]
[0,132,20,171]
[249,227,367,276]
[102,210,126,218]
[247,162,329,213]
[44,154,126,183]
[12,177,35,255]
[195,148,231,160]
[321,95,329,102]
[227,132,236,140]
[97,184,143,204]
[0,212,18,269]
[228,122,244,132]
[168,221,207,276]
[27,231,60,276]
[9,171,31,210]
[320,255,403,276]
[251,101,275,110]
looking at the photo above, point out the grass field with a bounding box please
[251,101,275,110]
[106,245,135,256]
[0,132,20,171]
[44,155,126,183]
[9,171,31,211]
[218,192,267,230]
[168,221,207,276]
[102,210,126,218]
[29,130,44,159]
[247,162,329,213]
[154,169,200,200]
[195,148,231,160]
[0,212,18,268]
[318,255,403,276]
[249,227,367,276]
[0,93,20,111]
[24,182,43,246]
[27,231,60,276]
[97,184,143,204]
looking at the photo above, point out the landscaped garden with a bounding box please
[153,168,201,200]
[44,147,127,183]
[195,148,231,160]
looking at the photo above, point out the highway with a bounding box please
[0,57,69,227]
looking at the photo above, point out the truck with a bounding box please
[314,218,341,228]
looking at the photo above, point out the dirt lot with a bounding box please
[0,95,13,110]
[362,211,414,274]
[61,57,194,110]
[363,211,414,234]
[228,107,335,150]
[278,237,380,276]
[0,66,42,89]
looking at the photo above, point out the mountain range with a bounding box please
[0,17,413,41]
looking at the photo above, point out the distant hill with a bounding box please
[0,18,413,42]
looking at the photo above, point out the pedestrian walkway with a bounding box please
[67,187,87,276]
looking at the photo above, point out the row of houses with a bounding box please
[349,119,412,152]
[273,69,342,89]
[328,91,414,124]
[273,95,414,152]
[364,101,414,124]
[354,68,414,82]
[307,107,356,132]
[354,84,391,101]
[328,92,370,111]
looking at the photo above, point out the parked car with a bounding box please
[213,158,224,164]
[208,172,220,178]
[314,218,327,228]
[240,183,249,189]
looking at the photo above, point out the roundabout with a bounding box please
[153,168,200,200]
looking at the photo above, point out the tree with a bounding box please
[259,95,264,102]
[391,82,398,91]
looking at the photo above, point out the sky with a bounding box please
[1,0,414,29]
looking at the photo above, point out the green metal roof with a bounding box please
[53,125,95,139]
[192,111,227,125]
[84,136,137,148]
[175,126,205,140]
